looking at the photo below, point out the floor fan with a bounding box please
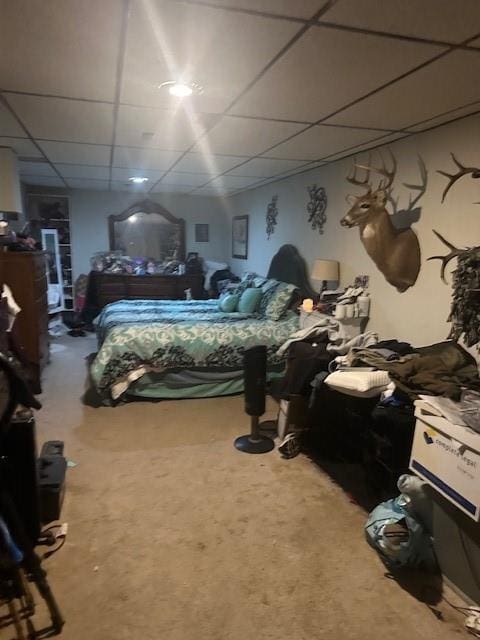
[234,345,275,454]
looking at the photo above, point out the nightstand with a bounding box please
[299,309,365,340]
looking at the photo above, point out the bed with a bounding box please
[89,244,316,402]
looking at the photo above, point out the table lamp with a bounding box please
[311,259,339,294]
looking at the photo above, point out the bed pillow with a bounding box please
[218,293,240,312]
[260,280,297,320]
[324,370,390,398]
[238,287,262,313]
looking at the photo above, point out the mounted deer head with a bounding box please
[438,153,480,203]
[340,152,426,293]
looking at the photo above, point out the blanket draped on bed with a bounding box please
[91,299,299,400]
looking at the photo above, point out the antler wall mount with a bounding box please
[340,151,426,293]
[437,153,480,203]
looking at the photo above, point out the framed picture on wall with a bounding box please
[195,223,209,243]
[232,215,248,259]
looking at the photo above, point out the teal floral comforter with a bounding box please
[91,299,299,399]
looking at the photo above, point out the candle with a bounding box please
[302,298,314,313]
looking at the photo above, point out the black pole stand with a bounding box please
[234,415,275,454]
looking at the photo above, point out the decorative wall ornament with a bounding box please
[437,153,480,202]
[306,185,328,234]
[340,152,426,293]
[266,195,278,240]
[429,231,480,349]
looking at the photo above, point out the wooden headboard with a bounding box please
[267,244,316,299]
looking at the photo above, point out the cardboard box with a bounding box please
[410,405,480,521]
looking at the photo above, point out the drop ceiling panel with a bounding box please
[111,167,164,182]
[265,124,387,160]
[0,0,122,101]
[230,27,444,122]
[121,0,299,111]
[323,132,409,162]
[228,157,309,177]
[149,183,194,194]
[321,0,480,44]
[0,137,43,158]
[0,103,27,137]
[201,0,323,19]
[110,181,150,192]
[324,50,480,131]
[6,95,114,144]
[19,161,57,177]
[21,175,65,188]
[173,152,248,175]
[408,102,480,133]
[159,172,211,187]
[192,116,305,156]
[66,178,111,191]
[115,105,217,150]
[37,141,111,166]
[56,164,110,180]
[208,175,262,189]
[113,146,182,170]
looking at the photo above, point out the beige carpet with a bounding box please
[2,336,467,639]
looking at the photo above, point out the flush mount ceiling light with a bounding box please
[158,80,203,98]
[128,176,149,184]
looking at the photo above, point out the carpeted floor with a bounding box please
[3,336,467,639]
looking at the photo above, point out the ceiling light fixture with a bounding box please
[128,176,149,184]
[158,80,203,98]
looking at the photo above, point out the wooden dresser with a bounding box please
[85,271,204,316]
[0,251,49,392]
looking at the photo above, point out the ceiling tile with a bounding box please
[321,0,480,44]
[192,116,305,156]
[121,1,298,111]
[159,172,211,187]
[113,146,182,170]
[324,50,480,131]
[0,137,43,158]
[115,105,217,150]
[37,140,111,165]
[0,102,26,137]
[0,0,122,100]
[19,161,57,177]
[6,95,114,144]
[407,102,480,133]
[173,152,248,175]
[230,27,444,122]
[208,175,263,189]
[149,183,194,194]
[111,181,150,192]
[111,167,164,182]
[21,175,65,188]
[323,132,409,162]
[228,157,309,177]
[200,1,322,19]
[264,124,387,160]
[190,186,232,197]
[66,178,110,191]
[56,164,110,180]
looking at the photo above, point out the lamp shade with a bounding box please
[311,259,339,282]
[0,147,22,217]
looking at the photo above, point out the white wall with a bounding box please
[222,113,480,347]
[69,190,229,278]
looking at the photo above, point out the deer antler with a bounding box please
[346,155,372,192]
[437,153,480,202]
[428,230,472,283]
[403,156,428,211]
[355,149,397,192]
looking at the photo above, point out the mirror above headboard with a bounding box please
[108,199,186,262]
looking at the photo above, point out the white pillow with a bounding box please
[324,370,390,398]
